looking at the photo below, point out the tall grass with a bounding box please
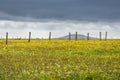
[0,40,120,80]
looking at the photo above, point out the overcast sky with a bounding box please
[0,0,120,38]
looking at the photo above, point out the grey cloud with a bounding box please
[0,0,120,21]
[0,0,120,39]
[0,20,120,38]
[0,20,118,31]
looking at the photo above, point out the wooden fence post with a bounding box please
[28,32,31,42]
[105,32,107,40]
[87,32,89,40]
[6,32,8,45]
[75,32,77,40]
[49,32,51,40]
[99,32,102,40]
[69,32,71,40]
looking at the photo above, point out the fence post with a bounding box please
[6,32,8,45]
[69,32,71,40]
[28,32,31,42]
[105,32,107,40]
[87,32,89,40]
[99,32,102,40]
[75,32,77,40]
[49,32,51,40]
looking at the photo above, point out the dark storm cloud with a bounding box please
[0,0,120,21]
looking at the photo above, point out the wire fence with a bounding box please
[0,32,120,39]
[0,31,120,45]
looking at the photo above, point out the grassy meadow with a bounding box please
[0,39,120,80]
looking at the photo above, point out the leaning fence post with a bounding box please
[6,32,8,45]
[69,32,71,40]
[49,32,51,40]
[105,32,107,40]
[99,32,102,40]
[87,32,89,40]
[28,32,31,42]
[75,32,77,40]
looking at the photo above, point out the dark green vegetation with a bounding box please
[0,40,120,80]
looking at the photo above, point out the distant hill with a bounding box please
[59,34,95,39]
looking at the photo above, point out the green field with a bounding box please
[0,40,120,80]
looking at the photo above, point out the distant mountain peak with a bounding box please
[59,34,94,39]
